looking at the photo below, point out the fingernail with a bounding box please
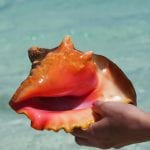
[93,100,103,107]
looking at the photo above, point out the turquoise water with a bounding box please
[0,0,150,149]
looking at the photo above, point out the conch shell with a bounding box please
[9,36,136,132]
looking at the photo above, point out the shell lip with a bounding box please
[9,93,95,112]
[9,90,98,132]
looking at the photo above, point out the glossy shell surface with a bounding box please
[9,36,136,132]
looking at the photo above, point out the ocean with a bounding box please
[0,0,150,149]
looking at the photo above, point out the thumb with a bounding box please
[92,101,104,114]
[92,101,125,117]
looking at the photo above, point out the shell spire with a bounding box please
[58,35,74,50]
[28,47,49,63]
[81,51,93,61]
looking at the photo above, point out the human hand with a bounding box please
[71,101,150,149]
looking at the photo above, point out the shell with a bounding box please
[9,36,136,132]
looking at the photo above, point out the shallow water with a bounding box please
[0,0,150,149]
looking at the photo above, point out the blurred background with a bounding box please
[0,0,150,149]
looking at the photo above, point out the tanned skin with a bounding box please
[71,101,150,149]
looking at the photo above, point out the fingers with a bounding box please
[72,101,136,149]
[114,145,124,149]
[75,136,116,149]
[71,128,91,138]
[89,118,110,136]
[75,137,94,147]
[72,130,94,147]
[75,137,87,145]
[71,118,115,149]
[72,118,109,138]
